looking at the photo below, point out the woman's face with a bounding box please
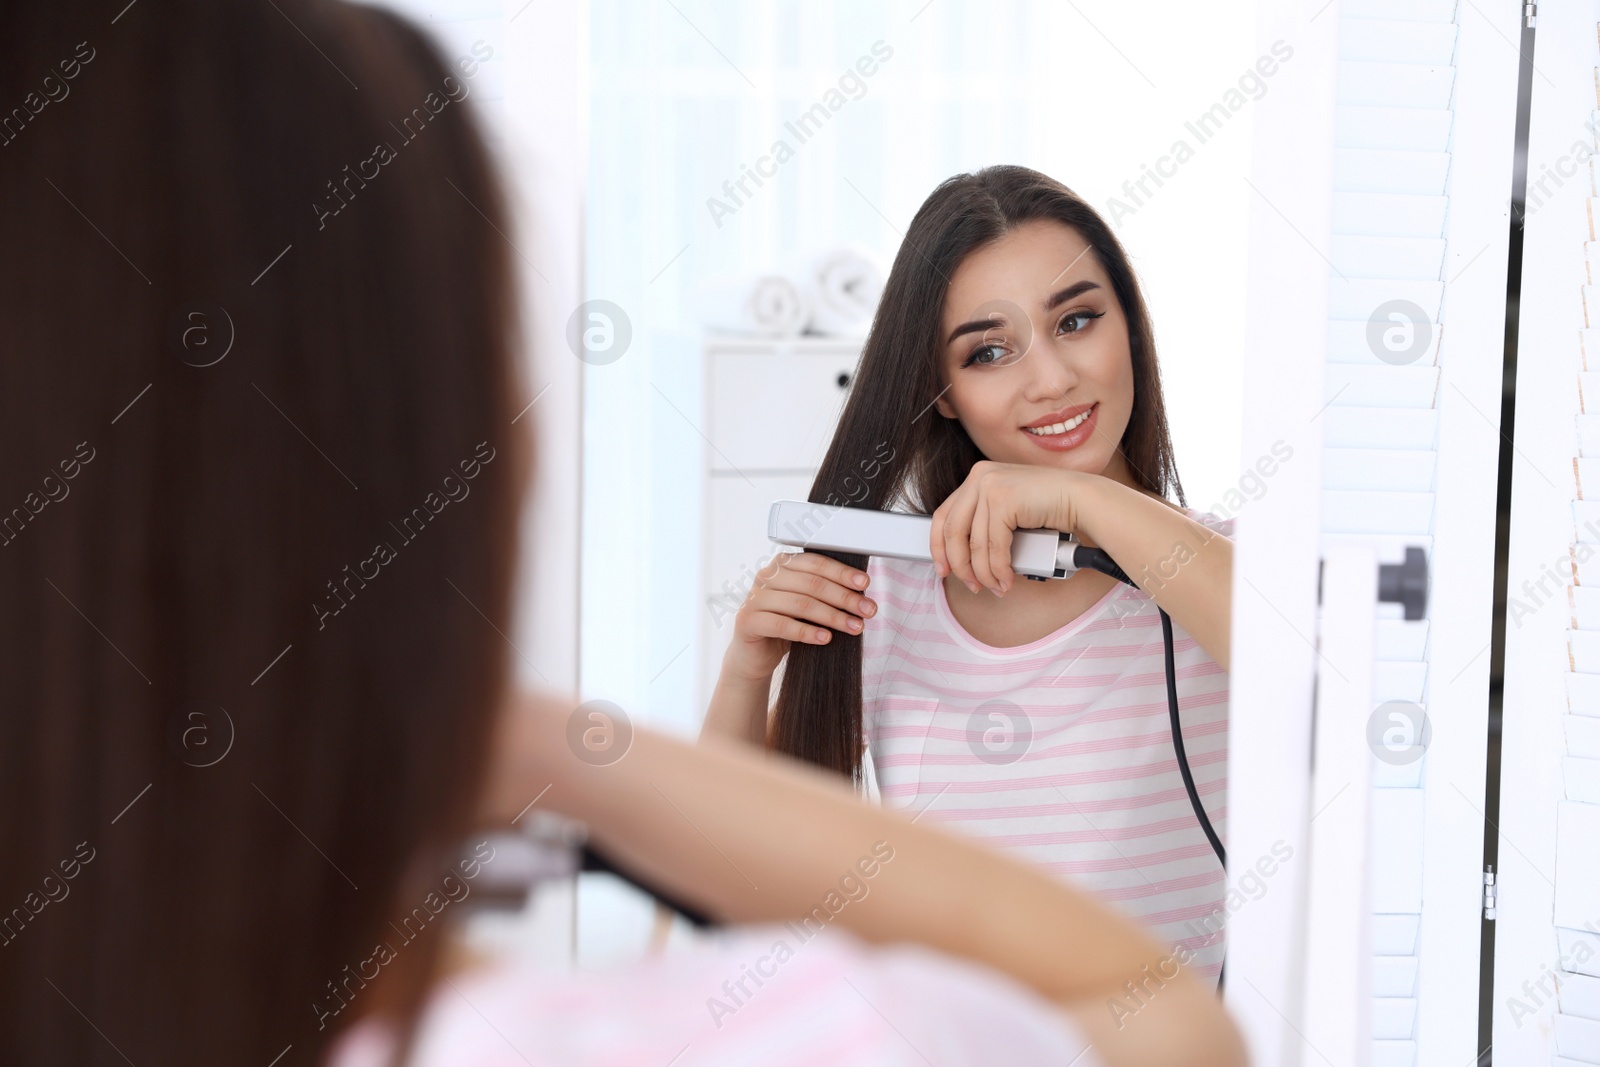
[934,218,1137,488]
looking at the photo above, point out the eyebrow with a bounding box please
[944,280,1104,347]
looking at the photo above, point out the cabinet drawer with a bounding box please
[706,346,859,471]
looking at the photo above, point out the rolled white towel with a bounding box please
[695,272,810,337]
[796,244,884,337]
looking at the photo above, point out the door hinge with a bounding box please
[1525,2,1536,28]
[1484,864,1497,920]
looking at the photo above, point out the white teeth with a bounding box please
[1024,407,1092,436]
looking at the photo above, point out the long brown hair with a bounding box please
[0,3,526,1065]
[768,165,1185,782]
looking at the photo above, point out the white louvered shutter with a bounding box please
[1494,4,1600,1062]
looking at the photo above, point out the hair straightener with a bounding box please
[766,498,1227,871]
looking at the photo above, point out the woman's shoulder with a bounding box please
[326,924,1105,1067]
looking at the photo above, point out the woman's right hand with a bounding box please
[722,550,877,682]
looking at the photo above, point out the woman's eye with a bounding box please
[965,343,1006,367]
[1062,308,1100,334]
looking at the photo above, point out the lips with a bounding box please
[1020,402,1098,451]
[1022,402,1095,429]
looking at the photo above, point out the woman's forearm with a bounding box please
[1073,476,1233,671]
[697,660,773,746]
[486,689,1245,1067]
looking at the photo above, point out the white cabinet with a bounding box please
[696,338,864,712]
[704,344,862,471]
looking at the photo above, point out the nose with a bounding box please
[1020,318,1077,402]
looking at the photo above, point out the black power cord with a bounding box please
[1073,544,1228,993]
[1072,545,1226,868]
[1158,605,1227,866]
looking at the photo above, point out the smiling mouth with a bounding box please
[1023,404,1095,436]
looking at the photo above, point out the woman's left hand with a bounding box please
[929,461,1092,596]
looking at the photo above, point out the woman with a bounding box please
[701,166,1236,981]
[0,3,1245,1065]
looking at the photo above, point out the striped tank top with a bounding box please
[860,508,1234,983]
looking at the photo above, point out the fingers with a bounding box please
[742,610,840,646]
[968,493,996,593]
[775,587,869,636]
[935,490,982,595]
[986,498,1015,593]
[767,550,871,599]
[934,474,1013,596]
[742,551,876,644]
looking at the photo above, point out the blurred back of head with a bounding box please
[0,2,527,1063]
